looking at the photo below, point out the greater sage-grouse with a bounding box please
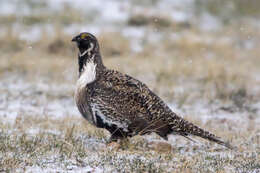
[72,32,232,149]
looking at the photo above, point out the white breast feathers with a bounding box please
[77,59,97,89]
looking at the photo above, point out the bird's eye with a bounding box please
[80,33,88,39]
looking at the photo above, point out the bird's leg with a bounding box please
[107,135,122,143]
[107,127,128,143]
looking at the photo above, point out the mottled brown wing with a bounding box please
[93,70,175,135]
[99,70,161,118]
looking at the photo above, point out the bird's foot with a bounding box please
[106,141,121,150]
[106,137,130,150]
[106,136,122,150]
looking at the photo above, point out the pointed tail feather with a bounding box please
[171,116,234,149]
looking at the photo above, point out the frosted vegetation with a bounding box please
[0,0,260,172]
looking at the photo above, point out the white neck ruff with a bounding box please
[77,58,97,89]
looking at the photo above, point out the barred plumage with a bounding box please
[72,32,233,149]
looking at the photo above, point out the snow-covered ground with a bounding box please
[0,0,260,172]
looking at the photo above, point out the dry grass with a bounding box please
[128,13,172,28]
[99,32,131,57]
[0,114,259,172]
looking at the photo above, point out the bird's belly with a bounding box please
[74,86,96,124]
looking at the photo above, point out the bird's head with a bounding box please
[72,32,99,56]
[72,32,104,75]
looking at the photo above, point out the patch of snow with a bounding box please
[0,76,80,125]
[160,0,194,22]
[24,165,103,173]
[0,0,16,15]
[122,27,146,52]
[198,13,222,31]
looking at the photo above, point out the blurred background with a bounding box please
[0,0,260,172]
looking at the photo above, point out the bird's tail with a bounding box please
[170,116,234,149]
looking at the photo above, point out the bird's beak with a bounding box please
[71,36,78,42]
